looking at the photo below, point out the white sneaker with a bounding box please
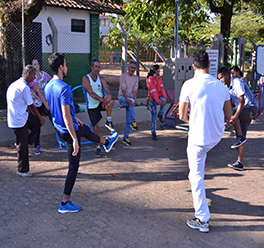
[16,170,32,177]
[186,218,209,233]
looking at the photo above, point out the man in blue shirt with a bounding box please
[45,53,118,213]
[218,67,258,171]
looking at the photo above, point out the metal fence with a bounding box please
[0,21,101,111]
[0,22,47,110]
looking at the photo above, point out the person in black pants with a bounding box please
[6,65,46,177]
[45,53,118,213]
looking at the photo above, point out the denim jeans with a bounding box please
[149,97,166,135]
[119,96,135,139]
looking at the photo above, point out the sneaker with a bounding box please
[152,134,158,140]
[123,138,131,146]
[157,114,164,123]
[105,120,116,132]
[95,148,101,158]
[16,170,32,177]
[228,160,244,171]
[130,121,138,130]
[35,145,41,155]
[58,200,81,213]
[186,218,209,233]
[231,136,247,149]
[103,132,119,153]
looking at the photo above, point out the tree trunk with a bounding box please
[208,0,234,38]
[220,3,233,38]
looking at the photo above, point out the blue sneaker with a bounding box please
[58,200,81,213]
[103,132,119,153]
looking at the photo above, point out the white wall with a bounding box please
[33,6,90,54]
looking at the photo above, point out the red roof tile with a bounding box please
[45,0,125,15]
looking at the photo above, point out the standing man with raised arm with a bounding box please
[118,60,139,146]
[179,50,231,232]
[6,65,45,177]
[45,53,118,213]
[82,59,115,158]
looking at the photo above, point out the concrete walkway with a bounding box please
[0,108,264,247]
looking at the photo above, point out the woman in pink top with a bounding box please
[146,64,167,140]
[29,59,52,155]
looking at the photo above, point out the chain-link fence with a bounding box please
[0,20,100,111]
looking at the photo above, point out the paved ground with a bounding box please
[0,113,264,248]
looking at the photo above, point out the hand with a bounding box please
[76,117,84,126]
[72,139,79,156]
[229,115,238,125]
[128,99,134,107]
[107,99,114,108]
[40,117,45,127]
[161,102,166,107]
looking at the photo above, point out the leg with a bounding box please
[119,97,135,139]
[59,132,81,199]
[149,99,157,136]
[187,141,218,222]
[13,124,29,173]
[158,97,166,116]
[27,113,41,145]
[92,123,100,146]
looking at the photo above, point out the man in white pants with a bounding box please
[179,50,232,232]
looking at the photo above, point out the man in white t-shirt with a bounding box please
[179,50,231,232]
[6,65,45,177]
[118,60,139,146]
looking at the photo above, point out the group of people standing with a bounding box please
[6,50,257,230]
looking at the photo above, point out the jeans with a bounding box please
[149,97,166,135]
[187,140,220,222]
[119,96,135,139]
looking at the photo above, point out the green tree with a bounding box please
[111,0,264,39]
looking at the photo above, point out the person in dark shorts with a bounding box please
[218,67,258,171]
[82,59,116,158]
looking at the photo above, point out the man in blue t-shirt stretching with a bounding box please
[45,53,118,213]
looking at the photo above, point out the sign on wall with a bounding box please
[256,45,264,75]
[206,49,219,78]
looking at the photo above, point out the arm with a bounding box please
[179,102,190,123]
[159,78,167,100]
[82,75,109,105]
[32,85,50,111]
[62,105,79,156]
[223,99,232,126]
[101,76,113,99]
[27,104,45,126]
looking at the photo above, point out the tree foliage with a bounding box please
[108,0,264,39]
[0,0,46,25]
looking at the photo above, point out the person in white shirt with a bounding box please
[6,65,45,177]
[218,67,258,171]
[118,60,139,146]
[179,50,231,232]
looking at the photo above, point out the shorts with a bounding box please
[88,102,106,126]
[232,105,258,137]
